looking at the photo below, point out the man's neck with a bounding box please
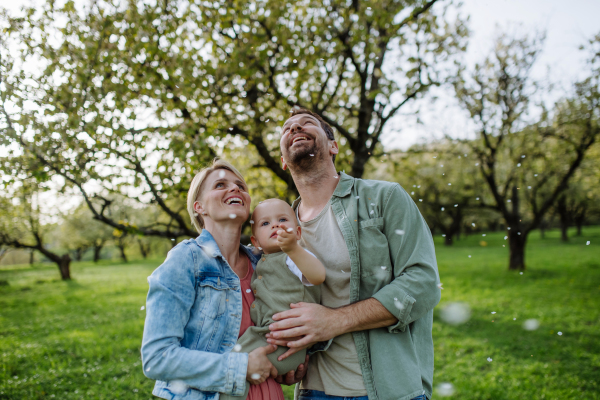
[290,164,339,221]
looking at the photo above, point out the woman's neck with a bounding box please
[204,221,243,269]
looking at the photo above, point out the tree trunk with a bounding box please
[557,196,569,242]
[137,239,149,259]
[574,210,586,236]
[539,219,546,239]
[93,244,103,262]
[118,244,128,263]
[444,234,453,246]
[73,247,86,261]
[29,249,35,265]
[508,229,527,270]
[57,254,71,280]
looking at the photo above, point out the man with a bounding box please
[264,108,441,400]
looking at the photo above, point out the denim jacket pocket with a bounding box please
[197,276,229,319]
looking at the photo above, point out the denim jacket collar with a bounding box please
[194,228,259,265]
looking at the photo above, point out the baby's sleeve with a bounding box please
[285,252,315,287]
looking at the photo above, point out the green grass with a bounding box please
[0,228,599,399]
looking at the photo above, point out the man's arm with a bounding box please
[265,298,396,358]
[267,183,440,352]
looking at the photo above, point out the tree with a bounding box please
[373,141,492,245]
[0,181,72,280]
[58,204,114,262]
[0,0,467,239]
[454,32,600,270]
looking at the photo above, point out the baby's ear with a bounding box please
[250,236,259,248]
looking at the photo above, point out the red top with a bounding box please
[239,258,284,400]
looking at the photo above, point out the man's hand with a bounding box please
[267,302,343,350]
[274,355,309,386]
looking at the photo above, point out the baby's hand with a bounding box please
[276,225,299,254]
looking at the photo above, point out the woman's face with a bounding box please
[194,169,251,226]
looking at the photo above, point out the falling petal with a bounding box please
[286,228,293,232]
[169,381,189,395]
[439,302,471,325]
[394,299,405,310]
[395,229,405,235]
[523,319,540,331]
[251,373,261,380]
[437,382,455,397]
[233,344,242,352]
[558,332,563,336]
[487,357,493,362]
[219,170,226,178]
[229,214,236,219]
[140,306,145,311]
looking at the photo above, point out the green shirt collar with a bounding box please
[292,171,355,210]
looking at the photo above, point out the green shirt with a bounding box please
[292,172,440,400]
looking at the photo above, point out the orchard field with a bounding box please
[0,227,599,400]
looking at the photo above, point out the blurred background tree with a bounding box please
[0,0,598,274]
[0,179,73,279]
[453,32,600,270]
[0,0,467,241]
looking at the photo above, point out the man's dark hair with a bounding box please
[288,108,336,163]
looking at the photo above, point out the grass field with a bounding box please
[0,227,599,399]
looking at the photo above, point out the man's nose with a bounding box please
[290,122,301,132]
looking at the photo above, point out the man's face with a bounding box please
[279,113,337,170]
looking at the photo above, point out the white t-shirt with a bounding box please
[285,250,316,286]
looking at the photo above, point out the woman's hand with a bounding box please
[246,344,278,385]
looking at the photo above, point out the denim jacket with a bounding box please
[141,229,260,399]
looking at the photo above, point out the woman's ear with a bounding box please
[194,201,206,216]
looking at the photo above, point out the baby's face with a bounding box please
[251,199,299,254]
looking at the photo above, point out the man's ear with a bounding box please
[329,140,339,156]
[281,156,287,171]
[250,235,260,249]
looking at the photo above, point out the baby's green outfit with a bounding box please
[221,251,321,399]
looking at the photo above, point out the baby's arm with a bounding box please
[276,227,326,285]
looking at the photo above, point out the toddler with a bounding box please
[223,199,326,399]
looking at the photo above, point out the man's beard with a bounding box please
[287,142,320,170]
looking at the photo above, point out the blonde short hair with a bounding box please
[187,158,247,233]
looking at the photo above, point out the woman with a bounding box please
[141,159,284,400]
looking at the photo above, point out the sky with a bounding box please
[3,0,600,150]
[380,0,600,149]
